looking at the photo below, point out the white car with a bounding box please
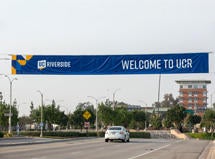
[105,126,130,142]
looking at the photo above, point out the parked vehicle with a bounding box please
[105,126,130,142]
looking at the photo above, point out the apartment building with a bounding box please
[176,80,211,115]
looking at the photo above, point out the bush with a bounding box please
[4,133,13,137]
[130,132,151,138]
[0,131,4,138]
[187,133,215,140]
[19,131,150,138]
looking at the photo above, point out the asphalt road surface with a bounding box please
[0,138,209,159]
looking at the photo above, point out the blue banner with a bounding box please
[11,53,209,75]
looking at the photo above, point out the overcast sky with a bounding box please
[0,0,215,116]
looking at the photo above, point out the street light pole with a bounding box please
[3,75,17,134]
[113,89,120,110]
[37,90,43,137]
[87,96,106,136]
[157,74,161,114]
[87,96,98,135]
[0,92,3,104]
[139,100,148,131]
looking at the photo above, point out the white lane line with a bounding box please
[128,144,171,159]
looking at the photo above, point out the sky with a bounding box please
[0,0,215,116]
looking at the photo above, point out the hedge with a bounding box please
[19,131,150,138]
[130,132,151,138]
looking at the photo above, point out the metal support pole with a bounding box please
[87,96,105,136]
[37,90,43,137]
[3,75,17,134]
[113,89,120,110]
[87,96,98,135]
[157,74,161,114]
[9,80,12,134]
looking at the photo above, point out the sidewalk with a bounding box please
[205,140,215,159]
[199,140,215,159]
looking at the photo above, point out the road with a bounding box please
[0,138,209,159]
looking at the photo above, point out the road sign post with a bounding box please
[83,111,91,136]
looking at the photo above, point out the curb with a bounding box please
[0,136,97,147]
[199,140,215,159]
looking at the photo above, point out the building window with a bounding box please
[188,92,192,96]
[203,91,207,96]
[188,85,192,88]
[203,98,207,103]
[180,85,183,88]
[203,85,206,89]
[193,92,198,97]
[188,104,193,109]
[188,98,192,103]
[179,98,183,103]
[194,84,198,88]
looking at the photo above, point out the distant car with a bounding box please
[105,126,130,142]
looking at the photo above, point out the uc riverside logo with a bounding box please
[38,60,46,70]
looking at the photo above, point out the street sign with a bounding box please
[12,53,209,75]
[4,113,13,117]
[84,122,90,128]
[184,109,194,115]
[83,110,91,120]
[40,122,44,127]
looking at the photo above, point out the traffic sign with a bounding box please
[83,110,91,120]
[84,122,90,128]
[184,109,194,115]
[40,122,44,127]
[4,113,13,117]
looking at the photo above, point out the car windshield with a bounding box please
[108,127,122,130]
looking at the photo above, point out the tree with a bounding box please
[0,102,8,130]
[76,102,94,111]
[165,105,186,130]
[29,100,68,130]
[70,108,85,130]
[18,116,32,130]
[150,113,162,129]
[98,103,114,127]
[201,109,215,135]
[0,101,18,131]
[129,110,146,129]
[183,114,201,131]
[70,102,96,130]
[113,107,132,128]
[160,94,179,107]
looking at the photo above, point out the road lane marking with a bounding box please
[127,144,171,159]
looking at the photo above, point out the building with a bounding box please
[176,80,211,115]
[127,105,143,111]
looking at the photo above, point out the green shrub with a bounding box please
[19,131,150,138]
[0,131,4,138]
[130,132,151,138]
[187,133,215,140]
